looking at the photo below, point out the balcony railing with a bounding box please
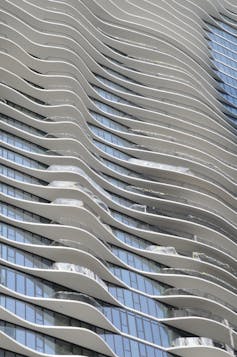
[161,268,237,293]
[50,239,109,267]
[169,307,226,325]
[162,288,235,311]
[52,291,103,309]
[172,337,234,355]
[146,246,178,255]
[52,263,108,290]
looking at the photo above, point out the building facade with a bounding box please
[0,0,236,356]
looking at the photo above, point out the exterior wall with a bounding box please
[0,1,236,357]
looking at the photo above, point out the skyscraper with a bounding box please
[0,0,236,356]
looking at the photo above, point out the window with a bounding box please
[108,266,167,296]
[0,183,47,202]
[0,202,50,223]
[0,131,47,154]
[0,164,46,185]
[0,147,47,169]
[0,222,51,245]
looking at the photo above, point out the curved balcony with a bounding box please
[172,336,234,355]
[161,268,237,294]
[146,246,178,255]
[168,307,232,327]
[53,291,103,309]
[49,180,111,212]
[47,165,110,197]
[51,262,108,291]
[162,288,235,311]
[1,2,237,357]
[51,198,102,220]
[193,252,236,276]
[50,239,110,268]
[197,236,236,260]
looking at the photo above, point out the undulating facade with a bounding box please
[0,0,237,356]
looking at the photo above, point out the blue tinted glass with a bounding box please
[0,182,46,202]
[207,20,237,128]
[0,131,47,154]
[108,267,166,295]
[0,164,46,184]
[0,147,47,169]
[0,222,51,245]
[0,202,50,223]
